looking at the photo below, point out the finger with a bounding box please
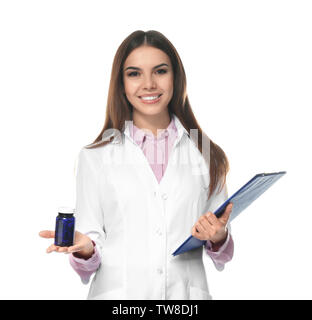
[219,202,233,225]
[195,221,206,234]
[39,230,55,239]
[192,225,203,240]
[67,245,84,253]
[198,218,209,232]
[192,224,201,235]
[191,226,197,237]
[57,247,69,253]
[205,212,218,225]
[46,244,59,253]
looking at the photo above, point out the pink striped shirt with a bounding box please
[69,116,234,283]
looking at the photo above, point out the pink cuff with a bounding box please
[68,241,101,284]
[205,232,234,271]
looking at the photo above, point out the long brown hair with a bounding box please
[85,30,229,199]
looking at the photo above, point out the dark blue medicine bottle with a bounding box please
[54,207,75,247]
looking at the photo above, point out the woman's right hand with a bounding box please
[39,230,95,259]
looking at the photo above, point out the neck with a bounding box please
[132,110,171,137]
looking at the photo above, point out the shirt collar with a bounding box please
[131,115,177,145]
[123,113,189,144]
[102,113,189,144]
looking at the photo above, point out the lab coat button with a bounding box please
[157,268,163,274]
[161,193,168,200]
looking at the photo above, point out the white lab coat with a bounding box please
[74,114,229,300]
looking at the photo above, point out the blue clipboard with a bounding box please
[172,171,286,256]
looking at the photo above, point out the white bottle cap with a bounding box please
[58,206,75,214]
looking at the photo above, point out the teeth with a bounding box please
[140,95,160,101]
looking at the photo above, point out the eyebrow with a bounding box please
[124,63,169,72]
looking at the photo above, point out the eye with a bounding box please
[126,69,167,77]
[128,71,139,77]
[156,68,167,74]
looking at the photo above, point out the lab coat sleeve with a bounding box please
[68,147,106,283]
[203,182,234,271]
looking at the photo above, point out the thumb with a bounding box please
[218,202,233,225]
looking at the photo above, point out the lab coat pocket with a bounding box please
[189,286,212,300]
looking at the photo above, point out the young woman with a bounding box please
[39,30,234,300]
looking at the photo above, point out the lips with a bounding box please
[138,94,162,104]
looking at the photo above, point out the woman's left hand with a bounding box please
[191,203,233,244]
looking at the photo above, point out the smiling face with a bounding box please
[122,45,174,119]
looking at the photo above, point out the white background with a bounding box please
[0,0,311,300]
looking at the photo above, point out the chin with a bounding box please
[137,107,168,117]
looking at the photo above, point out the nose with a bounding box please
[143,74,156,90]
